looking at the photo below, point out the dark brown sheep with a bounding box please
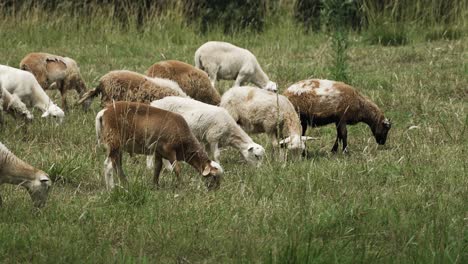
[95,101,223,190]
[284,79,391,153]
[146,60,221,105]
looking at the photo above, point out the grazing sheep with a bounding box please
[20,52,88,110]
[283,79,392,153]
[95,101,223,190]
[220,86,314,155]
[78,70,187,110]
[1,87,34,122]
[0,65,65,122]
[146,60,221,105]
[0,142,52,207]
[194,41,277,92]
[150,96,265,166]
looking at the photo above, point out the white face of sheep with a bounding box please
[242,143,265,167]
[264,81,278,93]
[25,171,52,208]
[41,104,65,123]
[202,161,224,190]
[279,136,315,155]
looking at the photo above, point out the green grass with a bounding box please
[0,11,467,263]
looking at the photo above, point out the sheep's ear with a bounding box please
[383,118,391,128]
[41,111,50,118]
[202,165,211,177]
[248,146,254,152]
[301,136,317,141]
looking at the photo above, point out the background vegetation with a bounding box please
[0,1,466,263]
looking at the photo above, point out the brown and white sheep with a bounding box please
[220,86,314,156]
[95,101,223,190]
[78,70,187,110]
[283,79,392,153]
[146,60,221,105]
[20,52,88,110]
[0,142,52,207]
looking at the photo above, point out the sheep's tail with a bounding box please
[77,82,102,107]
[95,109,106,145]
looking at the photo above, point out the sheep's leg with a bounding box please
[300,114,308,136]
[206,65,219,88]
[57,80,68,111]
[339,125,348,153]
[153,154,163,187]
[332,123,341,153]
[109,150,127,187]
[103,157,115,190]
[234,72,246,87]
[210,142,221,163]
[169,156,181,188]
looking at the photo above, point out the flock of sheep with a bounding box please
[0,41,392,207]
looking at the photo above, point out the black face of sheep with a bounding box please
[373,118,392,145]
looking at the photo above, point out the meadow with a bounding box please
[0,7,467,263]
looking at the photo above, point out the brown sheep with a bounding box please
[95,101,223,190]
[78,70,187,110]
[284,79,391,153]
[146,60,221,105]
[19,52,87,110]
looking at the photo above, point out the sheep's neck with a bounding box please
[226,125,252,151]
[0,156,38,186]
[359,97,382,130]
[252,65,269,88]
[185,147,211,174]
[31,83,51,112]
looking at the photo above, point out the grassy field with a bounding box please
[0,11,467,263]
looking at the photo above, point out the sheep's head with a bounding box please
[242,143,265,167]
[279,135,315,155]
[26,171,52,208]
[264,81,278,93]
[42,104,65,123]
[373,118,392,145]
[202,161,223,190]
[7,94,34,121]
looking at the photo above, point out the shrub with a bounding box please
[183,0,267,33]
[366,22,409,46]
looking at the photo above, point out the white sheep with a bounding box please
[1,87,34,122]
[149,96,265,167]
[0,65,65,122]
[0,142,52,207]
[20,52,88,110]
[220,86,314,156]
[194,41,277,92]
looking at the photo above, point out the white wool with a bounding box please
[287,81,312,95]
[195,41,277,91]
[220,86,311,152]
[148,77,187,96]
[95,109,107,145]
[150,96,264,166]
[0,64,64,121]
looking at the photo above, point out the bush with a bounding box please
[366,22,409,46]
[294,0,364,32]
[183,0,267,33]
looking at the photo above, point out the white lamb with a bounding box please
[220,86,315,156]
[149,96,265,167]
[194,41,277,92]
[0,65,64,122]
